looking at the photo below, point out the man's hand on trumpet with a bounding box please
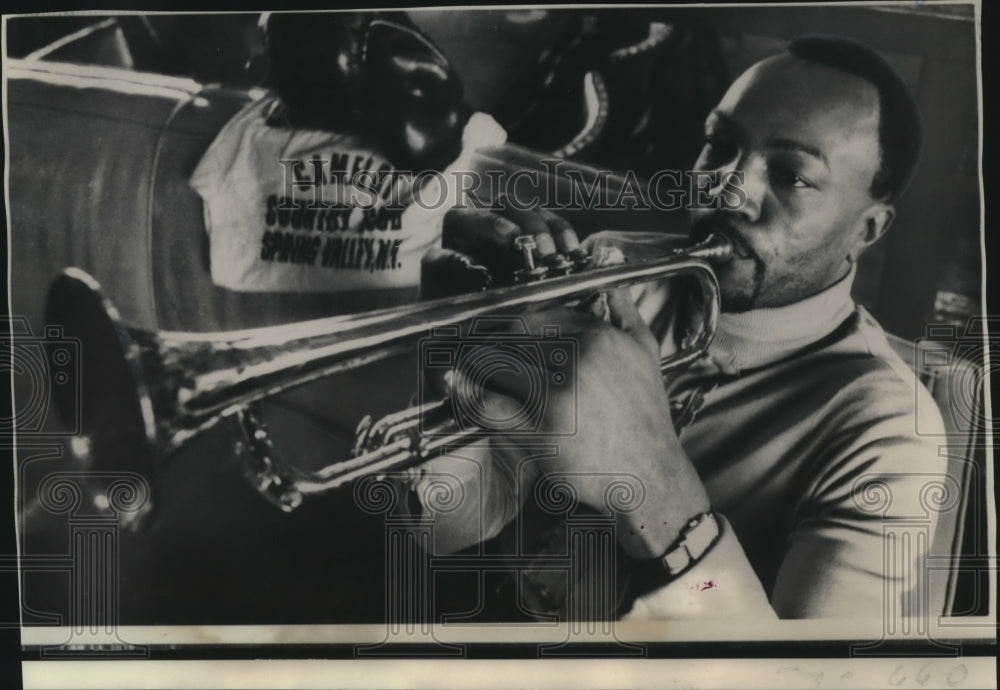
[417,202,710,562]
[451,305,711,561]
[421,199,585,297]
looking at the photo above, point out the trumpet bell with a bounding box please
[45,268,158,531]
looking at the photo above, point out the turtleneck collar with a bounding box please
[707,266,857,373]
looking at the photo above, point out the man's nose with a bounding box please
[711,154,765,223]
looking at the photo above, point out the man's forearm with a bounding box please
[608,450,777,621]
[612,440,714,560]
[615,480,712,559]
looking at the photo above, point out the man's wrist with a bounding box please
[617,493,712,559]
[622,512,722,606]
[611,432,711,559]
[655,512,721,575]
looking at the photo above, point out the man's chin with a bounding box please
[716,262,761,313]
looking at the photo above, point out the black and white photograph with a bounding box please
[2,2,996,688]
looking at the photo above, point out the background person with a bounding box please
[190,11,505,296]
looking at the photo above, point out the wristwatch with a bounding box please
[657,512,721,576]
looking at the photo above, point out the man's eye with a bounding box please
[770,168,811,189]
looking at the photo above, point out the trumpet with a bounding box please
[45,233,732,530]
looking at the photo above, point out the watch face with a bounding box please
[663,513,720,574]
[663,547,693,576]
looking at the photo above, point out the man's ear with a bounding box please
[852,204,895,260]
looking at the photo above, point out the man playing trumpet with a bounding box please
[410,35,947,620]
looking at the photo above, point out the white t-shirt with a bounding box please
[190,96,506,292]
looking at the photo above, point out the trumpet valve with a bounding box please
[513,235,548,283]
[542,253,574,277]
[568,248,592,271]
[514,234,538,268]
[514,266,549,284]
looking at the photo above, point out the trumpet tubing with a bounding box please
[44,234,732,530]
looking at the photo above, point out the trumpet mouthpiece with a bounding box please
[687,233,734,264]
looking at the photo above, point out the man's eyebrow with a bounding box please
[766,138,829,167]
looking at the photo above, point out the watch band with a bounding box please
[657,512,721,576]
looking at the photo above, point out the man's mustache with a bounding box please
[690,214,754,259]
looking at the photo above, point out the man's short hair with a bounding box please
[788,34,923,203]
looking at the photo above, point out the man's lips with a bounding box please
[724,233,753,260]
[691,216,755,260]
